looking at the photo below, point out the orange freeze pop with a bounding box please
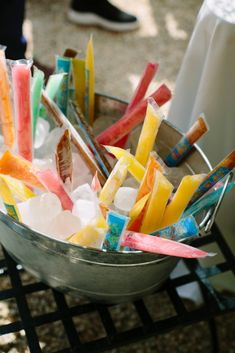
[0,150,45,190]
[0,48,15,148]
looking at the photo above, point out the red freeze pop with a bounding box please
[12,63,33,161]
[115,62,159,148]
[37,169,73,211]
[121,231,215,258]
[97,84,171,146]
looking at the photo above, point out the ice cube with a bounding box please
[18,192,62,233]
[33,156,55,172]
[46,210,81,240]
[71,183,98,203]
[72,152,92,188]
[72,199,100,227]
[34,118,50,149]
[35,127,64,158]
[114,187,138,213]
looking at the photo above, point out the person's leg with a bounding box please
[68,0,139,32]
[0,0,26,59]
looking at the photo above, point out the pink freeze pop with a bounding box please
[115,62,159,148]
[121,231,215,259]
[97,84,171,146]
[37,169,73,211]
[12,63,33,161]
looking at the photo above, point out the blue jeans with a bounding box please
[0,0,26,59]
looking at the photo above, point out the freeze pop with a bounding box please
[0,176,21,221]
[31,67,44,138]
[12,61,33,161]
[103,211,129,251]
[70,101,111,177]
[0,150,44,190]
[189,150,235,205]
[135,98,164,167]
[104,146,145,182]
[41,91,107,185]
[115,62,159,148]
[159,174,205,229]
[165,115,209,167]
[85,35,95,125]
[55,56,71,115]
[141,170,173,233]
[0,47,15,148]
[97,84,171,146]
[151,215,199,241]
[99,157,129,205]
[55,129,73,185]
[37,169,73,211]
[121,231,214,258]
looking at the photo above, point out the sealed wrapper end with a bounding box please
[121,231,216,258]
[12,60,33,162]
[135,98,164,167]
[91,171,102,193]
[104,146,145,182]
[103,211,129,251]
[55,129,73,185]
[0,176,21,221]
[165,114,209,167]
[41,91,107,185]
[141,170,174,234]
[151,215,199,241]
[190,149,235,205]
[159,174,205,229]
[0,150,44,190]
[0,47,15,148]
[68,225,106,249]
[37,169,73,211]
[97,84,171,146]
[116,62,159,148]
[99,157,129,206]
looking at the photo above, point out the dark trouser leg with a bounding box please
[0,0,26,59]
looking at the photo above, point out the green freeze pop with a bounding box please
[31,67,44,138]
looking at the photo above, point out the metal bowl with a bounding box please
[0,94,211,303]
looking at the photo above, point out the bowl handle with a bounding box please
[199,172,234,234]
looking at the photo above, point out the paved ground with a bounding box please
[25,0,203,108]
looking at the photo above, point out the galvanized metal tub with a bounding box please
[0,94,212,303]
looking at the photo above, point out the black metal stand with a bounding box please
[0,223,234,353]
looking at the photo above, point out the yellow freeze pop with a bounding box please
[0,176,21,221]
[99,157,129,205]
[0,175,36,201]
[0,48,15,148]
[105,146,145,182]
[68,225,105,249]
[85,35,95,125]
[135,98,164,166]
[141,170,173,233]
[159,174,205,229]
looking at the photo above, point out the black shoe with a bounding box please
[68,0,139,32]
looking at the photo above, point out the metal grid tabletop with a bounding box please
[0,223,234,353]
